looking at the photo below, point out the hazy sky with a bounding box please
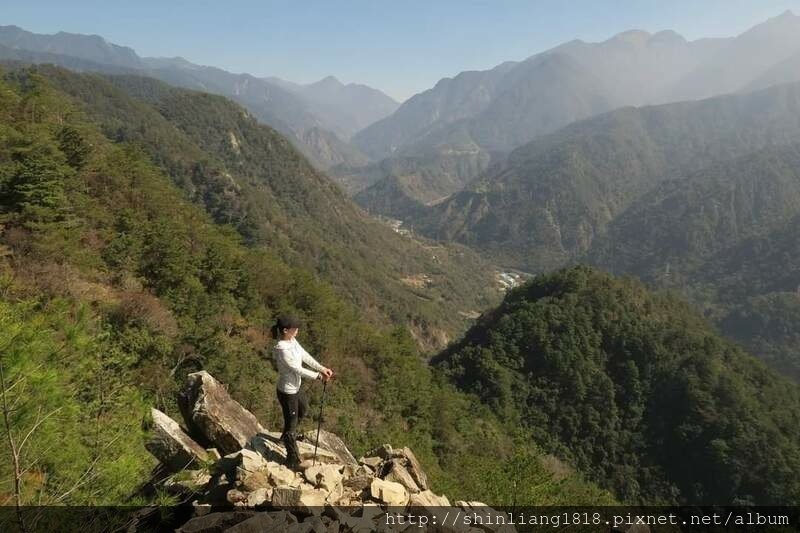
[4,0,799,101]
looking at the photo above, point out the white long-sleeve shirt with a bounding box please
[273,337,325,394]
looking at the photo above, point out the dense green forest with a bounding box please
[588,144,800,381]
[19,64,502,351]
[434,266,800,505]
[0,68,611,506]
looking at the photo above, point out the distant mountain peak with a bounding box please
[752,8,800,30]
[0,24,142,68]
[310,75,343,88]
[142,56,197,69]
[650,29,687,45]
[607,29,652,45]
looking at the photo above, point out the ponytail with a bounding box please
[272,314,301,340]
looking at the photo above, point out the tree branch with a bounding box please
[18,406,62,452]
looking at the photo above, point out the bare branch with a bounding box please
[2,373,28,396]
[0,361,24,530]
[52,455,101,503]
[7,380,28,411]
[18,406,62,452]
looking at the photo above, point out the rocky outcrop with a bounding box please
[145,408,208,472]
[252,431,340,464]
[177,371,264,454]
[301,428,358,465]
[146,371,514,532]
[370,478,409,506]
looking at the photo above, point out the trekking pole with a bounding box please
[312,379,328,466]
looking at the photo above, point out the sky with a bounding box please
[3,0,799,101]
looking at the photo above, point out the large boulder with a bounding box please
[396,447,428,491]
[177,371,263,454]
[301,428,358,465]
[145,408,208,471]
[238,449,268,472]
[247,433,287,463]
[271,486,328,514]
[382,459,420,494]
[214,449,268,481]
[342,464,374,492]
[265,461,303,488]
[304,464,343,492]
[255,432,339,464]
[245,487,271,508]
[361,444,429,491]
[370,478,409,506]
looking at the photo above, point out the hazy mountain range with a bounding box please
[3,13,799,379]
[0,24,398,169]
[415,82,800,267]
[346,10,800,216]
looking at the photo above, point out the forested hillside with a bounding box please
[415,82,800,272]
[434,266,800,505]
[589,144,800,284]
[16,65,503,351]
[0,69,609,505]
[0,25,387,171]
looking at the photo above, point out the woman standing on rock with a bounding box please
[271,315,334,469]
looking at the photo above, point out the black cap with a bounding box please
[276,314,301,330]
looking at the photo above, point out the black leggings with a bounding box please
[277,388,309,436]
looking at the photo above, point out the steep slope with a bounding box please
[582,143,800,381]
[452,53,615,151]
[743,49,800,92]
[0,71,612,506]
[414,82,800,271]
[352,62,517,160]
[353,174,429,221]
[434,266,800,505]
[670,10,800,100]
[348,139,495,218]
[346,53,618,218]
[689,213,800,381]
[588,144,800,284]
[718,292,800,382]
[267,75,399,140]
[31,66,500,348]
[298,126,370,169]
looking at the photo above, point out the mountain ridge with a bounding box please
[411,81,800,271]
[0,24,391,168]
[345,11,800,221]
